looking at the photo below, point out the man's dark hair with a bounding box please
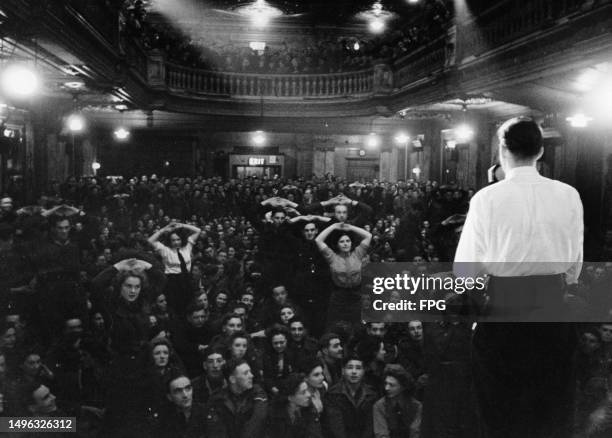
[229,302,248,313]
[48,214,70,228]
[185,302,206,317]
[203,344,226,360]
[498,117,543,159]
[223,357,248,381]
[341,352,364,368]
[221,313,243,327]
[319,332,341,351]
[287,316,307,329]
[164,371,191,394]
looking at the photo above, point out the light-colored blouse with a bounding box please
[321,243,368,288]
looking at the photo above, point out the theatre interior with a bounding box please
[0,0,611,243]
[2,1,612,437]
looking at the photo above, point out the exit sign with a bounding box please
[249,157,265,165]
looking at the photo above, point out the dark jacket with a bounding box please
[267,404,324,438]
[325,380,378,438]
[372,394,422,438]
[157,402,209,438]
[206,384,268,438]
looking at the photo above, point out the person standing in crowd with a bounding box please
[455,117,584,438]
[372,364,421,438]
[267,373,324,438]
[148,222,201,315]
[288,217,331,337]
[98,268,151,438]
[315,222,371,329]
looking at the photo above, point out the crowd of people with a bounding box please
[0,173,609,437]
[119,0,452,74]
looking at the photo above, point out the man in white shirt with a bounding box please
[454,117,583,438]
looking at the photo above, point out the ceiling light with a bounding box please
[1,64,39,97]
[366,133,380,148]
[114,104,129,111]
[369,18,385,33]
[454,124,474,142]
[446,140,457,149]
[64,81,84,90]
[67,114,85,132]
[236,0,283,28]
[394,132,410,144]
[252,130,266,146]
[412,167,421,175]
[408,0,420,4]
[114,127,130,140]
[353,42,360,51]
[91,161,101,170]
[566,113,592,128]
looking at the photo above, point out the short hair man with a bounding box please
[325,354,378,438]
[207,359,268,438]
[158,373,208,438]
[455,117,583,437]
[318,332,343,387]
[192,345,227,404]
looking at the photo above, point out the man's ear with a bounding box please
[167,393,172,403]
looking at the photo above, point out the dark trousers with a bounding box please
[473,275,577,438]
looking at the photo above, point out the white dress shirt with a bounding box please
[454,166,583,284]
[152,235,197,274]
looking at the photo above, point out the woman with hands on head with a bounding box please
[315,221,371,330]
[148,222,201,315]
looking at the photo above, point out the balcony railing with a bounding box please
[166,64,375,98]
[458,0,596,58]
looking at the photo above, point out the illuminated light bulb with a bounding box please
[366,133,380,148]
[253,130,266,146]
[114,127,130,140]
[566,113,592,128]
[1,64,39,97]
[369,18,385,34]
[394,133,410,144]
[91,161,101,170]
[67,114,85,132]
[454,124,474,142]
[446,140,457,149]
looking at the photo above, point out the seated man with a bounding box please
[325,354,378,438]
[158,373,208,438]
[192,345,227,404]
[207,358,268,438]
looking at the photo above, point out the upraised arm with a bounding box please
[147,224,172,245]
[315,221,339,251]
[343,223,372,248]
[176,223,202,242]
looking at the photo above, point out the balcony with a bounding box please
[165,64,376,99]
